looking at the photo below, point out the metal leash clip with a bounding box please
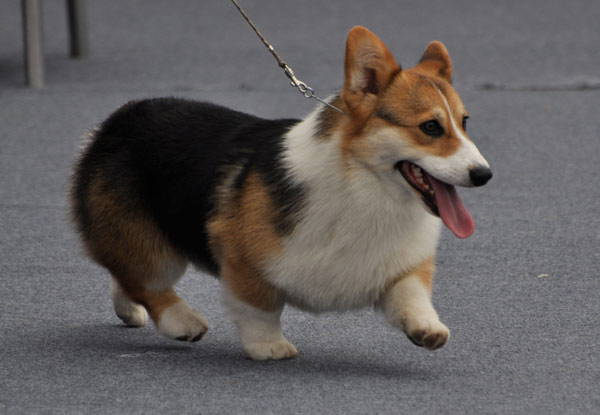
[282,64,315,99]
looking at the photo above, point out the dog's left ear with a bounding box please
[417,41,453,83]
[341,26,401,113]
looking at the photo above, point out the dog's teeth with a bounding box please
[411,164,433,194]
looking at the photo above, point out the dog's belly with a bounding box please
[264,206,441,312]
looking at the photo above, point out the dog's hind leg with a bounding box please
[110,277,147,327]
[114,254,210,343]
[111,268,209,342]
[80,176,209,342]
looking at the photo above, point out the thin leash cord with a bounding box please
[229,0,347,115]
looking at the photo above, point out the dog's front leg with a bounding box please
[221,260,298,360]
[380,258,449,350]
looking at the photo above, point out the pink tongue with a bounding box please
[425,172,475,238]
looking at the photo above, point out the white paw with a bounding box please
[221,285,296,360]
[404,317,450,350]
[116,304,148,328]
[111,278,148,327]
[156,302,209,342]
[243,336,299,361]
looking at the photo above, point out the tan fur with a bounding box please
[126,288,182,322]
[411,257,435,295]
[208,171,283,311]
[377,71,463,157]
[338,27,400,166]
[336,27,465,166]
[82,176,186,322]
[386,257,435,295]
[417,41,453,83]
[221,259,284,312]
[341,26,401,126]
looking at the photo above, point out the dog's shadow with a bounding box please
[41,323,436,381]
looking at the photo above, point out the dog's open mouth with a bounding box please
[396,161,475,239]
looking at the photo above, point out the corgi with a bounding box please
[69,26,492,360]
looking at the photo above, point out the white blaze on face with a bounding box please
[418,84,490,187]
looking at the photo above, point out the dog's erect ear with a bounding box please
[341,26,400,112]
[417,41,453,83]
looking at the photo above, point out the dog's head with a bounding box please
[336,26,492,238]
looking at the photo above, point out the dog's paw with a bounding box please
[405,317,450,350]
[116,304,148,328]
[111,278,148,327]
[156,302,209,342]
[243,337,299,361]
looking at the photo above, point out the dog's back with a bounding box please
[71,98,299,275]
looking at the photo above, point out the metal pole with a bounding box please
[66,0,89,58]
[22,0,44,88]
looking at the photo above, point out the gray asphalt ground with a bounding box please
[1,1,599,414]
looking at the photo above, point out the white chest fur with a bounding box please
[264,113,441,312]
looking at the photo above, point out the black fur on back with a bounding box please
[71,98,305,275]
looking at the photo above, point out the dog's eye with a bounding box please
[462,116,469,131]
[419,120,444,137]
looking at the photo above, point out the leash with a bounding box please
[230,0,347,115]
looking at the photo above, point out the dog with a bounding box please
[69,26,492,360]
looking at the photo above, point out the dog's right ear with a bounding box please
[341,26,401,114]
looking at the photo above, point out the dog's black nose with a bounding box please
[469,166,493,187]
